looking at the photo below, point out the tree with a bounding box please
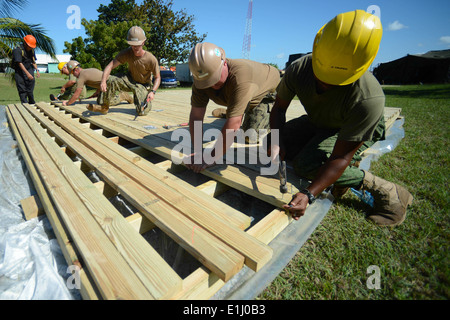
[64,19,135,70]
[97,0,136,23]
[133,0,207,65]
[64,0,206,70]
[0,0,56,59]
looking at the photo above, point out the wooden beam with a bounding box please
[29,102,247,282]
[35,102,271,272]
[7,106,100,300]
[11,103,182,299]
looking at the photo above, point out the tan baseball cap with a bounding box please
[127,26,146,46]
[189,42,226,89]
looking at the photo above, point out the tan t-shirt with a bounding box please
[76,68,103,89]
[191,59,280,118]
[115,47,160,85]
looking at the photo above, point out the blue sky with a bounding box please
[13,0,450,69]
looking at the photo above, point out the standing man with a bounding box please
[50,62,87,102]
[61,60,132,113]
[100,26,161,116]
[270,10,413,226]
[12,35,40,104]
[185,42,280,173]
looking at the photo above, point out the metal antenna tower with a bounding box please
[242,0,253,59]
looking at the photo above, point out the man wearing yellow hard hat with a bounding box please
[270,10,413,226]
[11,35,40,104]
[49,62,86,101]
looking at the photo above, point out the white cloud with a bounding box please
[440,36,450,44]
[276,53,285,59]
[388,21,408,31]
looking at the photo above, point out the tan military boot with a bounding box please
[119,92,133,104]
[87,104,109,115]
[362,170,413,226]
[212,108,227,118]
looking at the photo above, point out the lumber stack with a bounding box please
[51,98,302,207]
[6,90,402,299]
[6,102,276,299]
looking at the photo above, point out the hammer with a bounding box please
[278,156,288,194]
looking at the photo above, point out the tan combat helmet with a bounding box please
[127,26,146,46]
[66,60,80,74]
[188,42,226,89]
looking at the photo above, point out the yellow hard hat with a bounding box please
[57,62,66,73]
[312,10,383,86]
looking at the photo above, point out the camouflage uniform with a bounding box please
[97,73,151,115]
[241,93,276,143]
[281,115,385,188]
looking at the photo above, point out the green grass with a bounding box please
[259,84,450,300]
[0,73,88,105]
[0,72,189,105]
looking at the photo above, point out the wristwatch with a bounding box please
[150,90,156,94]
[299,189,316,204]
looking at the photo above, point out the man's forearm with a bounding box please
[189,108,206,155]
[66,88,83,105]
[307,140,364,196]
[63,80,76,89]
[101,62,113,83]
[307,157,351,196]
[152,76,161,92]
[213,116,242,162]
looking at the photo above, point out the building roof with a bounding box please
[35,54,71,64]
[409,49,450,59]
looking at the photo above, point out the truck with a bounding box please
[175,62,193,85]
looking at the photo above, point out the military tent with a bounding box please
[373,49,450,84]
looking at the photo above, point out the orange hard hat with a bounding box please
[24,35,37,48]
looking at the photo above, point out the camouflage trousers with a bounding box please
[241,93,275,143]
[281,115,386,188]
[97,73,151,114]
[60,84,86,101]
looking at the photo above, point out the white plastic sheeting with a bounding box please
[0,105,78,300]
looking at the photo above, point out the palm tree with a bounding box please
[0,0,56,61]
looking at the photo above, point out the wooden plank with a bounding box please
[20,194,43,220]
[53,102,291,208]
[173,208,293,300]
[37,102,271,272]
[125,213,156,234]
[6,106,100,300]
[28,103,245,282]
[11,104,180,299]
[9,104,154,299]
